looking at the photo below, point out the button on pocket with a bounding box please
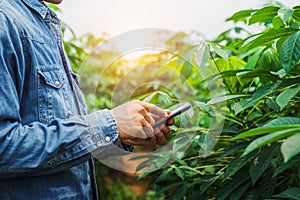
[37,66,72,124]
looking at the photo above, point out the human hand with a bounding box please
[110,100,173,146]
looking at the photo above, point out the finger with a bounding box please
[149,113,161,121]
[166,118,174,126]
[164,110,174,125]
[141,110,156,126]
[161,125,172,139]
[135,104,156,126]
[139,101,167,117]
[140,118,155,138]
[155,130,167,145]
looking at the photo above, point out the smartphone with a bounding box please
[153,102,192,128]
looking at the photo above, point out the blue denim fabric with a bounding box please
[0,0,120,199]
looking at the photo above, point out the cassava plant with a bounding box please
[134,3,300,200]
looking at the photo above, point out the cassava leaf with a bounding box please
[281,133,300,163]
[274,154,300,176]
[155,182,183,197]
[211,43,228,60]
[219,166,251,200]
[199,176,219,195]
[174,167,185,180]
[249,6,280,25]
[279,31,300,74]
[206,94,248,105]
[273,187,300,200]
[276,85,300,110]
[226,9,253,23]
[249,76,300,104]
[180,61,193,81]
[223,151,257,180]
[272,16,285,28]
[242,28,298,50]
[264,117,300,127]
[232,125,300,140]
[249,144,277,185]
[242,128,300,156]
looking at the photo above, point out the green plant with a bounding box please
[132,3,300,200]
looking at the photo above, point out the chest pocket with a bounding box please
[37,66,73,124]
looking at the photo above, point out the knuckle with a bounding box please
[132,100,141,105]
[137,107,146,114]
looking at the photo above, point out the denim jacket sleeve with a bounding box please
[0,11,120,178]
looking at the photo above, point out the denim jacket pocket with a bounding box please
[37,66,73,124]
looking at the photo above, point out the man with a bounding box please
[0,0,172,199]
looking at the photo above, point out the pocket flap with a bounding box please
[37,66,65,89]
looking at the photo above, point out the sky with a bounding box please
[59,0,299,40]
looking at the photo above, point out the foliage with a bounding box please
[60,2,300,200]
[131,3,300,200]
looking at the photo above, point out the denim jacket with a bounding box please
[0,0,120,199]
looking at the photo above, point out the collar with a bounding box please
[21,0,49,19]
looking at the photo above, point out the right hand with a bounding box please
[110,100,171,146]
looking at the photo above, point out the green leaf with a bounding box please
[264,117,300,127]
[249,6,280,25]
[256,48,282,72]
[276,36,289,52]
[173,134,193,153]
[198,131,216,155]
[251,82,280,102]
[249,144,277,185]
[272,16,285,28]
[281,133,300,163]
[233,125,300,140]
[284,9,294,21]
[226,9,253,22]
[223,151,257,180]
[266,97,280,112]
[155,168,174,183]
[166,183,191,200]
[243,128,300,156]
[203,69,280,85]
[219,166,251,200]
[293,6,300,21]
[276,85,300,110]
[279,31,300,74]
[174,167,185,180]
[249,76,300,104]
[180,61,193,81]
[219,142,248,159]
[177,44,198,63]
[155,182,183,197]
[245,50,261,69]
[232,98,253,115]
[242,28,298,50]
[211,43,228,60]
[206,94,248,105]
[199,176,219,195]
[274,154,300,176]
[273,187,300,200]
[246,168,276,199]
[229,182,251,200]
[196,43,210,71]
